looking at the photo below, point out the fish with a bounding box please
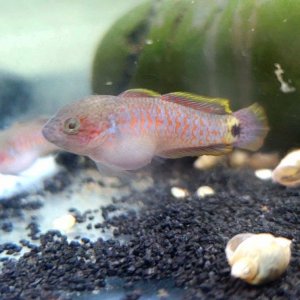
[0,118,58,175]
[42,89,269,174]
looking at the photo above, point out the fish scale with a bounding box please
[117,98,233,151]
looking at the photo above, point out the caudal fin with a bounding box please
[233,103,269,151]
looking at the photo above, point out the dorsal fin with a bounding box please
[119,88,161,98]
[161,92,232,115]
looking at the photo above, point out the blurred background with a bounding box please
[0,0,141,124]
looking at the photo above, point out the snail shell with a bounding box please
[272,149,300,187]
[225,233,292,285]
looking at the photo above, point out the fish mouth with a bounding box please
[42,118,86,154]
[42,119,62,145]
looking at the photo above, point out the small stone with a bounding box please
[157,288,169,298]
[170,187,189,199]
[261,205,269,212]
[248,152,280,170]
[193,155,224,170]
[1,221,13,232]
[196,186,215,198]
[255,169,273,180]
[52,214,76,231]
[229,150,250,168]
[94,223,102,229]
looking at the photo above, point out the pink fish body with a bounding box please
[42,89,269,173]
[0,118,58,175]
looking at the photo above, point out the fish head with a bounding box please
[42,96,113,155]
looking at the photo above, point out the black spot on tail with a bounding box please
[231,124,241,137]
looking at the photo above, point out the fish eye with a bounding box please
[63,118,80,134]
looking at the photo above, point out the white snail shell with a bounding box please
[225,233,292,285]
[272,149,300,187]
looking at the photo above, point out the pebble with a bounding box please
[255,169,273,180]
[157,288,169,298]
[229,151,280,170]
[193,155,224,170]
[1,221,13,232]
[196,186,215,198]
[52,214,76,232]
[248,152,280,170]
[170,187,189,199]
[228,150,249,168]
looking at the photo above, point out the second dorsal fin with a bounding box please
[161,92,232,115]
[119,88,161,98]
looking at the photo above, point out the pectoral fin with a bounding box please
[95,161,133,180]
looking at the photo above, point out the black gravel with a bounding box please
[0,158,300,299]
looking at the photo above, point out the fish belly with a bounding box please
[90,133,156,171]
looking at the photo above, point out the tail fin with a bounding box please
[233,103,269,151]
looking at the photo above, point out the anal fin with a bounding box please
[159,144,232,159]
